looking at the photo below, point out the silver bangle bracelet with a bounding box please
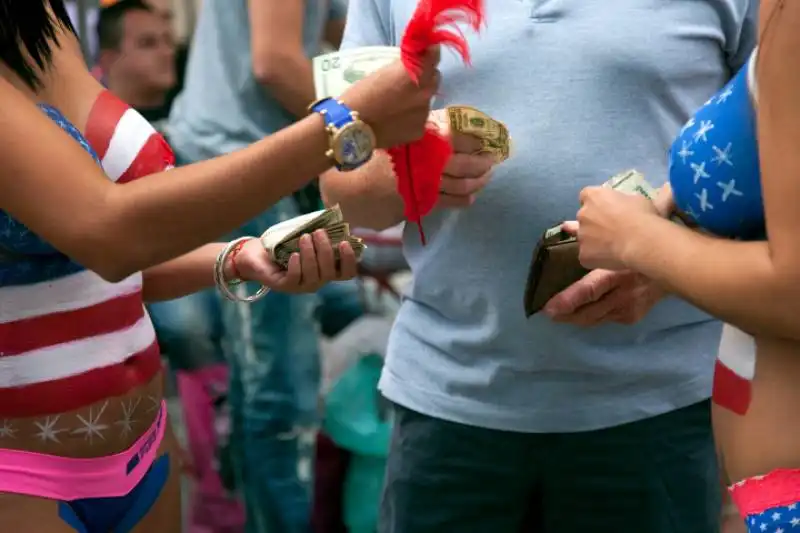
[214,237,270,303]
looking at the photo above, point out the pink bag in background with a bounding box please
[175,364,245,533]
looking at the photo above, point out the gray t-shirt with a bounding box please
[343,0,757,432]
[167,0,346,160]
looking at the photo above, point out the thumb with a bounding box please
[542,269,616,316]
[653,184,675,217]
[450,131,484,154]
[561,220,579,236]
[424,45,442,67]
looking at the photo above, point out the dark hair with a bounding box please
[97,0,153,52]
[0,0,77,90]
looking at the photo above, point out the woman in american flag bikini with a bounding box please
[0,2,439,532]
[571,1,800,531]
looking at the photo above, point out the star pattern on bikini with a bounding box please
[1,105,102,285]
[692,120,715,143]
[33,415,69,443]
[669,56,762,232]
[116,397,142,437]
[72,401,110,443]
[746,501,800,532]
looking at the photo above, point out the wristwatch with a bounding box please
[309,97,376,171]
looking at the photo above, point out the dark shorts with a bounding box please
[380,401,720,533]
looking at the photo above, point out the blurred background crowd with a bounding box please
[64,1,406,532]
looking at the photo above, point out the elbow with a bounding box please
[71,225,147,284]
[84,246,142,284]
[93,261,139,285]
[252,50,293,88]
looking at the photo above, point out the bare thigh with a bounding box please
[0,493,76,532]
[131,425,183,533]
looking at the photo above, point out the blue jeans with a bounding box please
[149,196,363,533]
[148,288,224,371]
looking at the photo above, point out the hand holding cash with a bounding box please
[314,48,512,210]
[524,170,665,316]
[261,205,365,268]
[227,205,364,295]
[571,172,669,272]
[314,48,512,163]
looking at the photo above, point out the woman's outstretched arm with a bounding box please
[571,0,800,340]
[0,52,437,282]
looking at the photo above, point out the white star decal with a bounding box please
[695,189,714,212]
[34,415,69,443]
[0,419,17,439]
[693,120,715,143]
[690,161,711,184]
[115,397,141,437]
[72,401,110,443]
[717,179,743,202]
[146,395,161,413]
[711,142,734,167]
[680,117,695,136]
[774,512,783,521]
[790,516,800,526]
[677,141,694,164]
[717,86,734,104]
[790,504,797,510]
[760,523,767,531]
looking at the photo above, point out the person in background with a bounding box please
[96,2,239,531]
[166,1,353,532]
[320,1,757,532]
[96,0,175,128]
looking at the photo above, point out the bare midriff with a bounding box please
[714,338,800,483]
[0,373,163,459]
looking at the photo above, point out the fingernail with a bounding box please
[301,234,311,244]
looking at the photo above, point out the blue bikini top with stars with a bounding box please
[668,50,763,240]
[0,105,101,285]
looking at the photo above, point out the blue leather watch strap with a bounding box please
[310,98,354,129]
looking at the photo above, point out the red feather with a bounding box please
[391,0,485,244]
[388,132,452,245]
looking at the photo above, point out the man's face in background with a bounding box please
[102,8,176,97]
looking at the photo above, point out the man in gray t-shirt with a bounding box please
[321,0,757,531]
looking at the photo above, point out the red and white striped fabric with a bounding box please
[84,90,175,182]
[0,91,174,417]
[712,324,756,415]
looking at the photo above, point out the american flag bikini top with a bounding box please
[0,105,102,280]
[668,50,763,241]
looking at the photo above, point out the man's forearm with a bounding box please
[320,150,405,230]
[254,53,316,118]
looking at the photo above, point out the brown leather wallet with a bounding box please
[523,225,589,317]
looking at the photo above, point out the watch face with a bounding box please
[337,123,375,167]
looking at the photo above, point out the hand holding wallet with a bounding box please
[524,225,588,317]
[523,170,659,317]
